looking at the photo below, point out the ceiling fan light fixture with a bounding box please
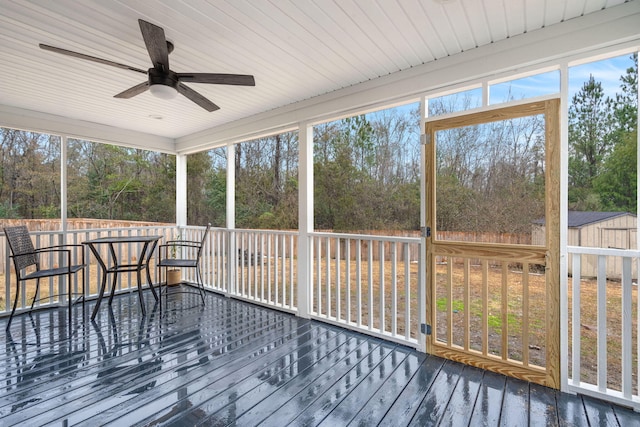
[148,68,178,99]
[149,84,177,99]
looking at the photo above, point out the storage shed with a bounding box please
[532,211,637,278]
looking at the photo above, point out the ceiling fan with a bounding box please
[39,19,255,112]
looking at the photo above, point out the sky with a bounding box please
[421,52,637,112]
[489,53,636,103]
[568,54,636,99]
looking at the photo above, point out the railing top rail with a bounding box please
[311,231,421,243]
[232,228,298,236]
[567,245,640,258]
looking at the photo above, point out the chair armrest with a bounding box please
[35,244,86,265]
[165,239,201,245]
[158,241,202,260]
[161,242,201,248]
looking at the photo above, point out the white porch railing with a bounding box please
[567,245,640,410]
[309,232,421,347]
[225,229,298,312]
[1,226,421,349]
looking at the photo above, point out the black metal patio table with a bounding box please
[83,235,161,320]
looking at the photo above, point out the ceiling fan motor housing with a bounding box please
[148,68,178,89]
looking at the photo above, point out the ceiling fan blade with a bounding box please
[177,73,255,86]
[39,44,147,74]
[138,19,169,71]
[177,83,219,112]
[114,81,150,98]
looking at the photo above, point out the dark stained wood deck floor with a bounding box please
[1,287,639,426]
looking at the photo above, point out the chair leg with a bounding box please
[31,278,41,310]
[68,275,72,329]
[157,265,163,309]
[81,267,86,307]
[196,265,205,305]
[6,282,20,330]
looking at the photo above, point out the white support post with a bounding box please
[419,96,427,353]
[297,123,313,318]
[60,135,68,234]
[175,154,187,227]
[560,62,570,393]
[635,47,640,400]
[227,142,236,296]
[60,135,68,301]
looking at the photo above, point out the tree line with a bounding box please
[0,54,636,234]
[568,54,638,213]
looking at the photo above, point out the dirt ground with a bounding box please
[431,262,636,393]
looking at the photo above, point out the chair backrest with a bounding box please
[4,226,38,271]
[195,224,211,261]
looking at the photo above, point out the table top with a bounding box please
[83,235,162,244]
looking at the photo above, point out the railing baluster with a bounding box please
[379,241,385,334]
[405,243,411,341]
[622,257,632,399]
[571,254,581,386]
[289,234,294,309]
[260,233,269,301]
[275,233,280,305]
[522,262,530,367]
[463,258,470,351]
[336,237,341,322]
[391,243,397,337]
[356,239,362,328]
[346,239,351,324]
[316,236,321,315]
[281,234,286,306]
[267,234,272,303]
[482,259,488,356]
[325,236,331,317]
[253,232,258,299]
[501,262,508,361]
[597,254,607,392]
[368,239,373,331]
[447,256,453,346]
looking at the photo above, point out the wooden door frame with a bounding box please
[424,99,560,388]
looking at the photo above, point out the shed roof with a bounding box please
[533,211,636,228]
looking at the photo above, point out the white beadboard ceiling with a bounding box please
[0,0,635,146]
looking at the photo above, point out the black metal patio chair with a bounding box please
[157,224,210,305]
[4,225,86,330]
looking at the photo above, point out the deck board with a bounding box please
[378,354,446,426]
[1,287,639,426]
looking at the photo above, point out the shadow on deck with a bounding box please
[1,287,638,426]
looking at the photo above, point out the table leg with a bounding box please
[146,266,158,301]
[91,273,109,320]
[108,272,118,306]
[137,269,146,316]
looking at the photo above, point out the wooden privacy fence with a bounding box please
[316,230,531,263]
[0,222,532,271]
